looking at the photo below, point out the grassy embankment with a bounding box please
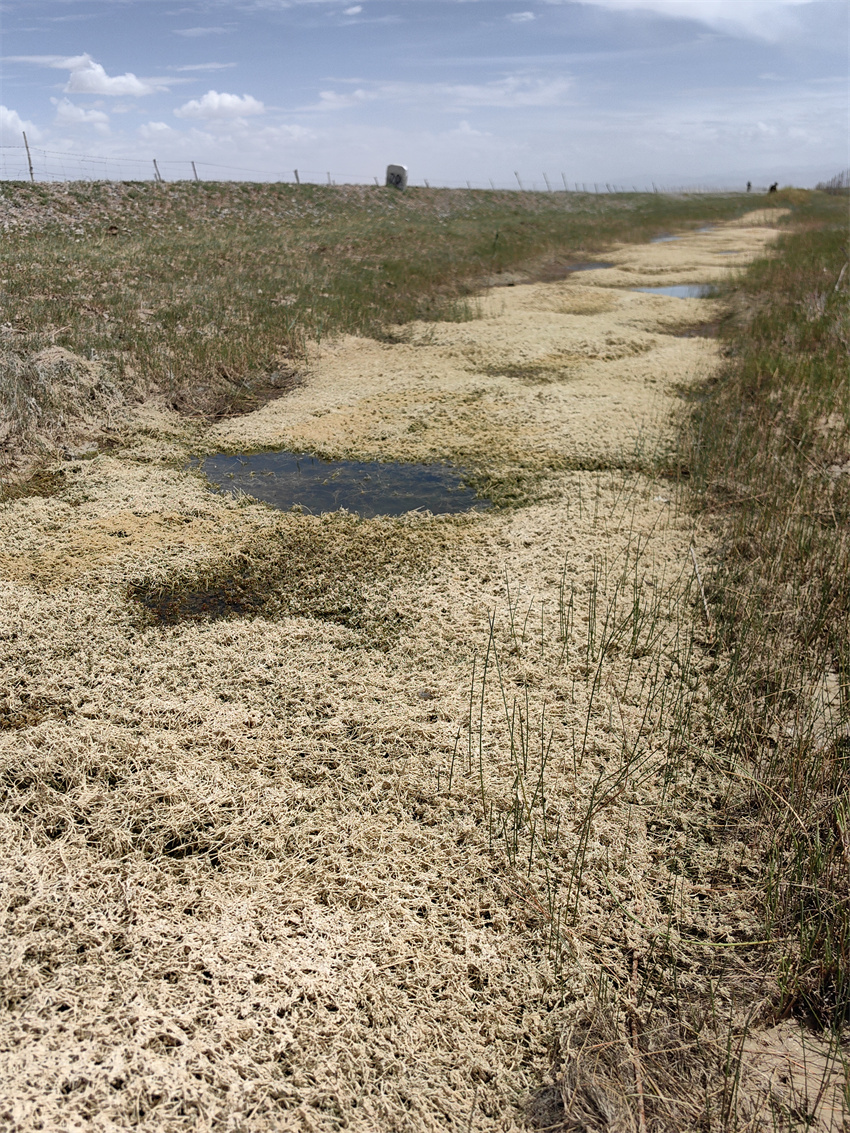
[686,195,849,1030]
[1,180,752,457]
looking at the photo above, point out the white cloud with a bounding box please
[4,54,90,68]
[0,104,41,141]
[343,6,363,14]
[507,11,536,22]
[315,88,377,110]
[311,76,573,112]
[52,97,110,130]
[451,120,491,137]
[67,57,164,97]
[168,62,237,72]
[174,90,265,119]
[6,53,170,96]
[174,27,230,38]
[447,76,572,107]
[139,121,176,141]
[567,0,820,41]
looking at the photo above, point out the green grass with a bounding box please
[684,191,850,1028]
[1,179,758,435]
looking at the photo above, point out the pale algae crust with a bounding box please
[6,211,842,1131]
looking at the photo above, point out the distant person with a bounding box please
[768,182,778,194]
[746,181,752,192]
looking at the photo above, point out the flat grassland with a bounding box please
[0,183,847,1132]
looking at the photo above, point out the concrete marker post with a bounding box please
[386,164,408,190]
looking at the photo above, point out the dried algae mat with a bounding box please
[5,213,843,1132]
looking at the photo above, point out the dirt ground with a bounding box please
[2,210,846,1131]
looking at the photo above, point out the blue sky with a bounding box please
[0,0,846,187]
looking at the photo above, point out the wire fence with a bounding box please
[0,142,752,194]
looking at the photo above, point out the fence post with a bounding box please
[294,169,300,184]
[22,132,34,182]
[191,161,199,182]
[514,171,524,191]
[327,172,332,184]
[543,173,552,192]
[153,159,163,183]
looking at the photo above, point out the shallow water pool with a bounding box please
[197,451,489,517]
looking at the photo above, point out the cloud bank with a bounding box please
[7,53,171,96]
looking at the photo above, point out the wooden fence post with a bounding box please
[22,132,34,182]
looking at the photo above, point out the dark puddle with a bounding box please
[631,284,713,299]
[196,451,489,517]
